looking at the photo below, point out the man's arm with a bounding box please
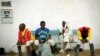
[17,31,25,45]
[27,30,35,41]
[47,28,50,35]
[46,28,50,39]
[31,34,35,42]
[77,30,82,41]
[35,29,39,39]
[86,29,92,41]
[18,31,22,42]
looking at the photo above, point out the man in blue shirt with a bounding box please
[35,21,51,56]
[35,21,50,43]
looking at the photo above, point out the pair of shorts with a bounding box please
[17,40,33,46]
[63,35,70,42]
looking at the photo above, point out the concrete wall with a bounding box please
[0,0,100,52]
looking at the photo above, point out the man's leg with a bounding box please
[26,46,31,56]
[34,40,40,56]
[38,43,43,56]
[42,42,52,56]
[89,40,95,56]
[26,41,33,56]
[17,42,22,56]
[74,44,80,56]
[30,41,37,56]
[31,49,36,56]
[74,40,81,56]
[63,36,70,55]
[63,42,70,54]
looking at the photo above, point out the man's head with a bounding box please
[19,23,26,31]
[62,21,66,27]
[82,26,88,33]
[40,21,45,29]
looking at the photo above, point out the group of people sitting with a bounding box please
[17,21,95,56]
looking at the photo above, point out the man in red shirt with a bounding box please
[75,26,95,56]
[17,23,35,56]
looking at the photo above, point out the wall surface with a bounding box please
[0,0,100,52]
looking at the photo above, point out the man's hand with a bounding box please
[59,29,65,35]
[17,41,24,45]
[69,37,74,43]
[81,39,86,44]
[62,29,65,33]
[59,32,63,35]
[81,39,88,44]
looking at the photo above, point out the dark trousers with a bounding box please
[17,45,22,56]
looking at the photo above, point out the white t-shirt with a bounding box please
[60,26,73,42]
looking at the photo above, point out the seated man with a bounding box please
[59,21,73,56]
[47,34,59,54]
[75,26,95,56]
[47,34,55,47]
[17,23,35,56]
[34,21,52,56]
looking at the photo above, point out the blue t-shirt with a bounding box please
[35,28,50,41]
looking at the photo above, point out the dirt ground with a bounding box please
[59,49,100,56]
[4,49,100,56]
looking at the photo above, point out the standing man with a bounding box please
[17,23,35,56]
[59,21,73,56]
[75,26,95,56]
[35,21,51,56]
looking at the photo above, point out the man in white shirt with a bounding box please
[59,21,73,56]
